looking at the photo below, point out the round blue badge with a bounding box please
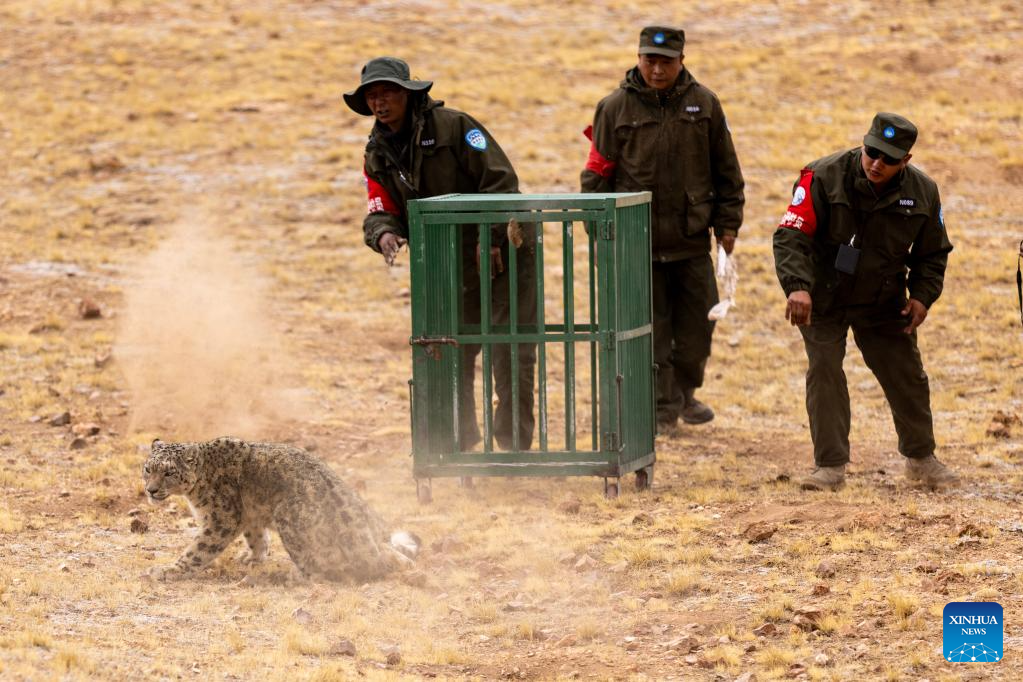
[465,128,487,152]
[653,32,665,44]
[883,126,896,139]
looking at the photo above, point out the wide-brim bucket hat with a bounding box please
[343,57,433,116]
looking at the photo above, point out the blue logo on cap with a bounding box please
[883,126,896,139]
[653,32,665,44]
[943,602,1003,663]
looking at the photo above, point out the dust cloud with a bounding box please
[115,213,312,440]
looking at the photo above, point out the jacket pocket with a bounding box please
[685,188,715,235]
[875,269,908,307]
[614,118,659,187]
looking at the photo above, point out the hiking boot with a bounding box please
[800,465,846,491]
[681,388,714,425]
[905,455,960,489]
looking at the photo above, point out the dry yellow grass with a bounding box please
[1,0,1022,680]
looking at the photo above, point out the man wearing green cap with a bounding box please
[773,112,957,491]
[345,57,536,451]
[581,26,745,431]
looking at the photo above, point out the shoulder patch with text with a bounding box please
[465,128,487,151]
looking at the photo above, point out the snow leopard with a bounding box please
[142,437,418,582]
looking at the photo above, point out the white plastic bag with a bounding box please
[707,244,738,321]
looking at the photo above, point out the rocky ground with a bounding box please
[1,1,1022,680]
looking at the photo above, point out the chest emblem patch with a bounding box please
[465,128,487,151]
[686,105,701,113]
[420,138,435,146]
[899,198,915,207]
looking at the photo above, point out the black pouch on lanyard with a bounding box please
[1017,239,1022,327]
[835,234,860,275]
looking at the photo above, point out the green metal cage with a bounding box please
[407,193,655,500]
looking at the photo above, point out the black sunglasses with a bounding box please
[864,146,903,166]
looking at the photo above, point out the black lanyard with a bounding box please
[1018,239,1023,327]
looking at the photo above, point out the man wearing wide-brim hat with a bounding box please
[345,56,537,453]
[774,112,958,491]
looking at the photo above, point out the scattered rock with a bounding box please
[49,411,71,427]
[69,437,88,450]
[814,653,830,666]
[913,561,939,573]
[330,639,357,657]
[793,607,824,631]
[986,410,1021,439]
[291,607,313,625]
[78,298,102,319]
[753,622,778,637]
[89,155,125,174]
[558,497,582,514]
[503,601,534,612]
[955,536,982,548]
[130,517,149,534]
[957,523,991,538]
[734,673,757,682]
[127,508,142,517]
[59,562,70,572]
[608,560,629,574]
[742,521,777,544]
[379,644,401,665]
[786,663,807,678]
[631,512,654,525]
[664,635,699,653]
[811,583,830,596]
[573,554,598,571]
[557,551,577,565]
[814,560,836,578]
[554,634,577,648]
[72,422,101,437]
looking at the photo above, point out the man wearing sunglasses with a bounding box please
[773,113,956,491]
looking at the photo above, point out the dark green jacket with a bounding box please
[362,95,518,252]
[773,148,952,317]
[580,67,745,261]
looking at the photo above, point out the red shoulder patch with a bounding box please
[583,125,616,179]
[778,169,817,237]
[364,169,400,216]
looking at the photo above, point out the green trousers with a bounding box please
[459,228,537,451]
[799,311,935,467]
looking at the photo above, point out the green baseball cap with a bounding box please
[863,112,918,159]
[343,57,433,116]
[638,26,685,58]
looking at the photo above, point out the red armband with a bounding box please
[778,169,817,236]
[583,125,616,179]
[364,169,400,215]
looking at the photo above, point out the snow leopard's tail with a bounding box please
[389,530,421,561]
